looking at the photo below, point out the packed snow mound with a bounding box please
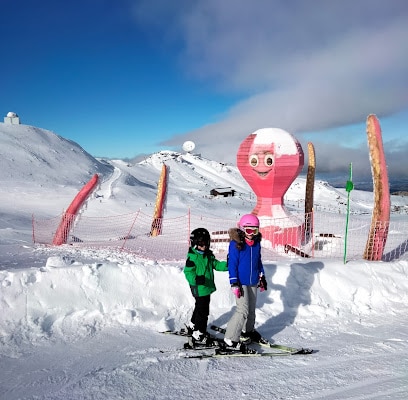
[1,254,408,353]
[0,123,112,186]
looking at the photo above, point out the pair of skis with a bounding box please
[210,325,313,357]
[161,325,314,359]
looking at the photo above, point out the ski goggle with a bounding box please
[243,227,259,235]
[196,240,208,247]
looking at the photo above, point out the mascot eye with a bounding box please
[264,154,274,166]
[250,154,259,167]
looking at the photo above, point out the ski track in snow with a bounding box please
[97,165,122,200]
[1,326,407,400]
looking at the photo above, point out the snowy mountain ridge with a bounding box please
[2,122,408,223]
[0,123,111,186]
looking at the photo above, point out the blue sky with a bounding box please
[1,0,408,179]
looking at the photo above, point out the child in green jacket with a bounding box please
[184,228,228,344]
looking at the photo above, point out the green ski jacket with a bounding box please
[184,247,228,297]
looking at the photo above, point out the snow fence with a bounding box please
[32,210,408,262]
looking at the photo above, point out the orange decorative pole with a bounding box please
[150,164,168,236]
[53,174,99,245]
[304,142,315,245]
[363,114,390,261]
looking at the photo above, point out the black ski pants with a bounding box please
[191,295,211,334]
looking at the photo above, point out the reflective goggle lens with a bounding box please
[244,227,258,235]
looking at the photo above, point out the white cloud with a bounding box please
[132,0,408,173]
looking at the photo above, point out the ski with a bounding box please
[183,336,222,350]
[160,328,222,351]
[184,345,257,359]
[184,348,302,359]
[160,328,189,337]
[161,326,314,357]
[210,325,314,355]
[183,343,220,351]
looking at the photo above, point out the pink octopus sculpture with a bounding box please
[237,128,304,247]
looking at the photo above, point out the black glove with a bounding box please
[258,275,267,291]
[195,275,205,285]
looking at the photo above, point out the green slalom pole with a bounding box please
[344,163,354,264]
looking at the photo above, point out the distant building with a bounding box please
[210,187,236,197]
[4,111,20,124]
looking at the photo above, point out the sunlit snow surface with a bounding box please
[1,123,408,400]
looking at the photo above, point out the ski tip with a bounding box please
[215,349,258,356]
[160,329,189,335]
[296,348,315,354]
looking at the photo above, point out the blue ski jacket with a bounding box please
[227,228,264,286]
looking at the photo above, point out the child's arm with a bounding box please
[227,243,240,285]
[183,258,197,286]
[213,258,228,272]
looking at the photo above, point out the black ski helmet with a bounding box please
[190,228,211,248]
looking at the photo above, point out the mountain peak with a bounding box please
[0,122,112,186]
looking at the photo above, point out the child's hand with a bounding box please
[258,275,267,292]
[231,283,243,298]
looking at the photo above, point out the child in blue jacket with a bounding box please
[223,214,267,350]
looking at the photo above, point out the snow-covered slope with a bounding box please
[1,123,408,399]
[0,123,112,185]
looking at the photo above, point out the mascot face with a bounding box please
[248,145,275,179]
[237,128,304,199]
